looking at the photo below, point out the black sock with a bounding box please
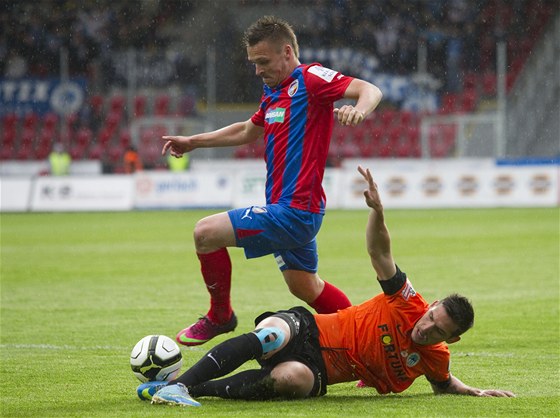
[169,333,263,388]
[190,369,278,400]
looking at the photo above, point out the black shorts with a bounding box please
[254,306,328,397]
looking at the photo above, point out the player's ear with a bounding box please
[446,336,460,344]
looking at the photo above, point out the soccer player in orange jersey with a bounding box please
[140,166,515,406]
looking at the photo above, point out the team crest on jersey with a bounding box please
[288,79,298,97]
[406,352,421,367]
[265,107,286,124]
[400,279,416,301]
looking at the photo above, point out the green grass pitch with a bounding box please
[1,207,558,417]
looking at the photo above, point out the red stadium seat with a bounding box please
[90,95,104,116]
[440,93,458,114]
[76,127,94,148]
[154,94,170,116]
[119,129,132,148]
[110,95,126,113]
[23,112,39,130]
[134,95,147,118]
[69,145,88,160]
[2,113,18,130]
[42,112,58,131]
[380,109,397,128]
[88,144,104,159]
[482,72,497,97]
[460,89,477,113]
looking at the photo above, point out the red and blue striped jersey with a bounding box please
[251,63,353,214]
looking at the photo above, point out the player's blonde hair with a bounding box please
[243,15,299,58]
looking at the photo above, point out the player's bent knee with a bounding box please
[270,361,314,398]
[253,327,286,356]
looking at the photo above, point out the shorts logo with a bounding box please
[288,80,298,97]
[275,254,286,269]
[265,107,286,124]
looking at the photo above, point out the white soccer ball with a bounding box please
[130,335,183,382]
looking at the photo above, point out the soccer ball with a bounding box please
[130,335,183,382]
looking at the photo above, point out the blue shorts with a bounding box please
[227,204,323,273]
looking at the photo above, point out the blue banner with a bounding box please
[0,78,87,116]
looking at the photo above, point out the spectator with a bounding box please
[167,153,189,172]
[49,143,71,176]
[123,146,142,173]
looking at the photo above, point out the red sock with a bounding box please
[197,248,233,324]
[309,281,352,314]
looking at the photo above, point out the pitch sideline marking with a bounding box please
[0,343,207,352]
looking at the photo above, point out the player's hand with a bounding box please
[358,165,382,212]
[471,389,516,398]
[161,136,195,158]
[334,105,365,126]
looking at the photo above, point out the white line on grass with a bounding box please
[0,343,207,352]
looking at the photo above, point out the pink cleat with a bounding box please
[176,314,237,346]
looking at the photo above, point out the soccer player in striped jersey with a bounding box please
[161,16,383,347]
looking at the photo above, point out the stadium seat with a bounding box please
[69,145,88,160]
[380,109,397,128]
[482,72,497,97]
[97,128,114,146]
[35,135,54,160]
[154,94,170,116]
[399,111,413,127]
[76,127,94,148]
[1,127,17,148]
[110,95,126,113]
[460,89,477,113]
[0,145,14,160]
[107,145,125,165]
[90,95,104,116]
[88,144,104,159]
[2,113,18,130]
[42,112,58,131]
[14,142,34,160]
[119,129,132,148]
[440,93,458,114]
[105,111,122,132]
[23,112,39,130]
[134,95,147,118]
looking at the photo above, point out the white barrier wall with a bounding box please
[30,176,134,211]
[1,159,558,212]
[134,171,232,209]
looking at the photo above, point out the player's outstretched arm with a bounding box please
[162,119,263,157]
[358,166,396,281]
[431,374,515,397]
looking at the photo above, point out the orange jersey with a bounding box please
[314,276,450,394]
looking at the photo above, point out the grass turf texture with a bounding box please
[1,208,558,417]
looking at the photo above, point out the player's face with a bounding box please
[411,303,459,346]
[247,40,292,88]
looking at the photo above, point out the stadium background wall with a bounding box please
[1,159,558,212]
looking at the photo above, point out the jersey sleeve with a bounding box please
[303,64,353,104]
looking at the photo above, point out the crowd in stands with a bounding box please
[0,0,557,169]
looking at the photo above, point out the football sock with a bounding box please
[197,248,233,324]
[309,280,352,314]
[169,333,263,388]
[189,369,277,400]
